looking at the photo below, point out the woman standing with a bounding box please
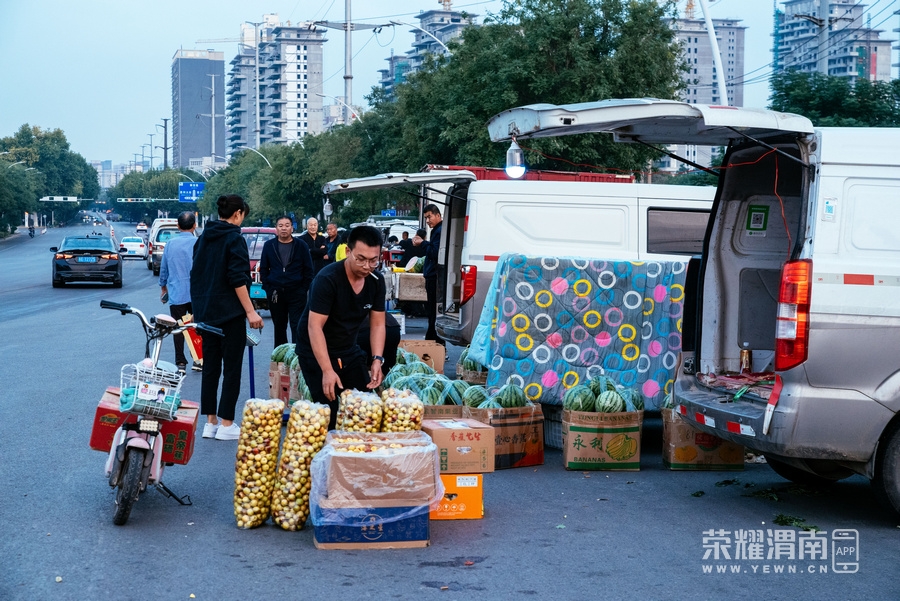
[190,194,264,441]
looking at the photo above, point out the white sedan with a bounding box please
[119,236,148,259]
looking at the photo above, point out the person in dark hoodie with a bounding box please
[259,215,313,347]
[190,194,264,441]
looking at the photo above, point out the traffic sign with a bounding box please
[178,181,206,203]
[381,209,397,217]
[39,196,79,202]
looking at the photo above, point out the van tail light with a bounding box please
[460,265,477,306]
[775,259,812,371]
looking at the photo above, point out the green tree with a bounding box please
[376,0,685,176]
[769,71,900,127]
[0,124,99,232]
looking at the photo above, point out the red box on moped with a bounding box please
[89,387,199,465]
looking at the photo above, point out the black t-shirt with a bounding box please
[297,261,386,355]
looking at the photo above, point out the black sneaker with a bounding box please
[192,361,203,372]
[176,363,187,376]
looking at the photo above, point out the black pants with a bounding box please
[297,347,370,431]
[200,315,246,421]
[268,289,306,347]
[169,302,192,366]
[425,276,443,343]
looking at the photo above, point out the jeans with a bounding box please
[200,315,246,421]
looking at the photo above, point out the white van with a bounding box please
[486,98,900,514]
[323,171,714,346]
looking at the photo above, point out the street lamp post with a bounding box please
[315,93,361,124]
[238,146,272,168]
[390,20,451,54]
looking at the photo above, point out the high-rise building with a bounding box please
[776,0,893,83]
[171,50,226,169]
[225,15,327,155]
[378,8,477,99]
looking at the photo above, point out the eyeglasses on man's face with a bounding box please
[351,250,380,267]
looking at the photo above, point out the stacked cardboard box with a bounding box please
[398,340,446,374]
[463,404,544,470]
[268,361,291,405]
[310,434,442,549]
[661,408,744,471]
[89,386,198,465]
[562,410,643,471]
[422,418,495,520]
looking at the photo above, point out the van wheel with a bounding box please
[764,455,848,487]
[872,425,900,515]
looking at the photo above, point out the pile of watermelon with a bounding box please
[461,383,532,410]
[562,375,645,413]
[382,360,460,405]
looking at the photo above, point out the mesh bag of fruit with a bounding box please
[336,389,383,432]
[271,400,331,531]
[234,398,285,529]
[380,390,424,432]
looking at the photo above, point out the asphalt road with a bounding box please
[2,223,899,601]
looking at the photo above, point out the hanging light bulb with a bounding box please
[505,139,526,179]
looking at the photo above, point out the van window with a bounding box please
[155,229,176,243]
[646,208,710,255]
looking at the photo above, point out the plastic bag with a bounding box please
[234,398,284,529]
[271,400,330,531]
[310,435,445,528]
[381,389,424,432]
[336,389,383,432]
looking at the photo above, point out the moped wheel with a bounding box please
[113,449,145,525]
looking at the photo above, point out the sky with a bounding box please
[1,0,890,167]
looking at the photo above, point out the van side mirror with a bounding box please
[50,247,58,252]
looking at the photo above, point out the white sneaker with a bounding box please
[202,423,218,439]
[214,423,241,440]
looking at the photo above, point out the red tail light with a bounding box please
[460,265,477,306]
[775,259,811,371]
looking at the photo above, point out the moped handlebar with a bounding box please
[195,323,223,337]
[100,300,130,313]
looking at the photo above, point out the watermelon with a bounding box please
[589,375,616,397]
[459,347,469,365]
[495,384,527,408]
[477,398,502,409]
[462,385,489,408]
[407,361,436,376]
[596,390,626,413]
[395,347,406,365]
[619,387,645,412]
[282,346,296,365]
[271,343,292,362]
[420,386,443,406]
[661,392,675,409]
[289,355,299,371]
[428,375,450,393]
[563,385,596,412]
[440,379,470,405]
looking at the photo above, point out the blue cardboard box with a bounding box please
[313,500,431,549]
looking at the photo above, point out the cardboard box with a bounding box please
[423,404,463,419]
[661,408,744,471]
[422,419,495,473]
[562,410,643,471]
[326,442,438,503]
[463,404,544,470]
[396,273,427,302]
[430,474,483,520]
[398,340,446,374]
[89,387,199,465]
[313,499,430,549]
[268,362,291,404]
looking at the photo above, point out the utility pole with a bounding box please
[157,118,170,170]
[817,0,829,75]
[316,4,391,125]
[199,73,224,164]
[147,133,155,170]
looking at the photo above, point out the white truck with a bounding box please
[323,171,713,346]
[485,98,900,515]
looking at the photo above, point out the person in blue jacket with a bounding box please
[259,215,314,347]
[190,194,263,441]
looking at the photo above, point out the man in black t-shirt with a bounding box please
[295,225,386,429]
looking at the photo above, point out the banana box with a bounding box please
[562,410,643,471]
[661,408,744,471]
